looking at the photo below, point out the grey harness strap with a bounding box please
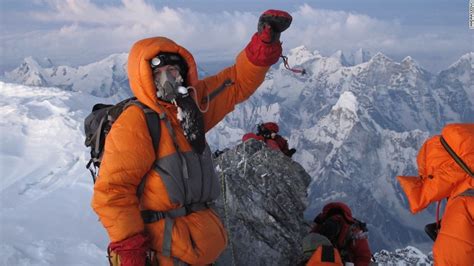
[156,105,191,182]
[141,203,209,258]
[130,102,162,198]
[145,104,211,259]
[159,111,191,207]
[459,188,474,197]
[141,203,209,223]
[173,257,189,266]
[162,217,174,257]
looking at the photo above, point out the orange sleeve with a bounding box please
[91,105,155,242]
[195,50,270,132]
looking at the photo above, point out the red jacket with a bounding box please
[273,135,291,156]
[312,202,372,266]
[242,133,291,155]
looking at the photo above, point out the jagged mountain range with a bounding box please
[4,54,130,99]
[3,54,208,100]
[2,48,473,252]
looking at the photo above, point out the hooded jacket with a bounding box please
[397,123,474,265]
[312,202,372,266]
[91,36,272,265]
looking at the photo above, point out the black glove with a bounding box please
[257,10,292,43]
[288,148,297,157]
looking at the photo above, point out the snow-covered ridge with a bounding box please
[0,81,108,265]
[3,54,130,99]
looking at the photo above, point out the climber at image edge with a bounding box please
[242,122,297,157]
[89,9,293,266]
[397,123,474,265]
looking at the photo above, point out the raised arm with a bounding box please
[193,10,292,132]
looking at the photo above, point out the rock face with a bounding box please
[212,139,311,266]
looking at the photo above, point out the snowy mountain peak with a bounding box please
[21,56,54,69]
[401,56,419,67]
[284,46,321,66]
[23,56,41,68]
[437,52,474,107]
[332,91,358,114]
[5,57,48,86]
[401,56,425,77]
[96,53,128,66]
[447,52,474,70]
[369,52,393,64]
[299,91,359,148]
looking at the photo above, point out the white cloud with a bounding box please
[0,1,471,72]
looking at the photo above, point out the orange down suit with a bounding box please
[91,37,271,265]
[397,124,474,265]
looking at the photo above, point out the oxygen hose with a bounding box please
[436,200,441,229]
[186,86,210,113]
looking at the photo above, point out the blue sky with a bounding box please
[0,0,472,73]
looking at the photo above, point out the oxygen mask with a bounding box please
[153,65,187,102]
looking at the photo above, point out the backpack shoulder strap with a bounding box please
[127,100,162,197]
[128,101,161,153]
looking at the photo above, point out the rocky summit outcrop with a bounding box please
[212,139,311,266]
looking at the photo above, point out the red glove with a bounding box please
[257,10,293,44]
[108,233,150,266]
[245,10,292,66]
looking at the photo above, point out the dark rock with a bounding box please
[213,139,311,266]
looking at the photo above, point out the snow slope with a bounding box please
[0,82,109,265]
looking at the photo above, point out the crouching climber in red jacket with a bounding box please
[311,202,372,266]
[242,122,296,157]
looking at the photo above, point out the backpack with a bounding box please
[313,205,369,262]
[299,233,343,266]
[83,97,161,186]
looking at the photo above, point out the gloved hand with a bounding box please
[245,9,292,66]
[108,233,150,266]
[288,148,297,157]
[257,10,292,44]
